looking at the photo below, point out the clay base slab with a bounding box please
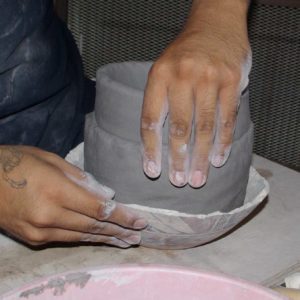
[66,143,269,250]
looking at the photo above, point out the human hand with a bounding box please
[141,0,251,188]
[0,146,147,247]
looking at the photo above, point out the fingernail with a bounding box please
[172,171,186,187]
[145,160,160,177]
[211,146,231,168]
[190,171,206,188]
[134,218,148,229]
[123,234,141,245]
[113,239,131,248]
[211,154,225,167]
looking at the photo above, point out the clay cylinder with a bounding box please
[84,62,253,214]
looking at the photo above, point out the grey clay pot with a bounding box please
[83,62,267,249]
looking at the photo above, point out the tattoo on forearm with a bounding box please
[0,147,27,189]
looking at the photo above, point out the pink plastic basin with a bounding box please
[2,265,288,300]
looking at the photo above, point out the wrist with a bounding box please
[192,0,249,14]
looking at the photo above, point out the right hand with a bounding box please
[0,146,147,248]
[141,0,251,188]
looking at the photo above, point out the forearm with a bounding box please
[185,0,250,32]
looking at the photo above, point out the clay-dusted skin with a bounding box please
[84,62,253,214]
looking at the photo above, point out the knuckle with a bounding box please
[196,118,215,134]
[203,65,219,82]
[169,120,189,139]
[96,199,117,220]
[88,221,108,234]
[24,230,47,245]
[220,111,236,131]
[80,233,96,242]
[221,119,235,130]
[141,116,160,133]
[177,58,195,78]
[149,62,168,78]
[30,213,52,228]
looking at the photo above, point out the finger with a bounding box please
[168,82,193,187]
[211,85,239,167]
[189,84,218,188]
[61,179,148,230]
[43,208,141,245]
[141,65,168,178]
[29,227,132,248]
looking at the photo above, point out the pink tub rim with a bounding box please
[1,264,288,300]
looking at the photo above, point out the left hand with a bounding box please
[0,146,147,247]
[141,0,251,188]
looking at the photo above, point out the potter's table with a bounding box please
[0,155,299,295]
